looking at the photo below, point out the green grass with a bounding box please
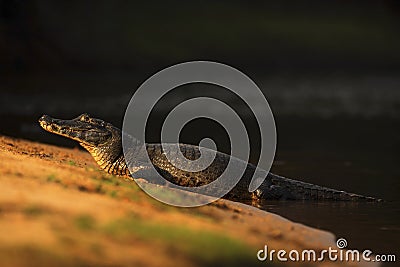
[137,181,205,207]
[90,243,103,256]
[102,216,262,266]
[74,214,96,231]
[23,205,45,217]
[46,174,61,183]
[109,190,117,198]
[94,183,105,194]
[67,160,76,166]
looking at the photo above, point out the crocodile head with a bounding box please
[39,113,120,148]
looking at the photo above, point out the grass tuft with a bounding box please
[23,205,45,216]
[103,217,260,266]
[74,214,96,231]
[67,160,76,166]
[46,174,61,183]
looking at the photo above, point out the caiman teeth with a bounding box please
[39,122,48,130]
[39,121,52,132]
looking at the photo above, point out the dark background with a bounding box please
[1,0,399,197]
[1,0,400,73]
[0,0,399,255]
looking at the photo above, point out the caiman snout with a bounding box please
[39,115,56,132]
[39,115,52,125]
[39,114,115,146]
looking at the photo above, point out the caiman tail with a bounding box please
[258,173,379,201]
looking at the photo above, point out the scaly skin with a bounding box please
[39,114,380,203]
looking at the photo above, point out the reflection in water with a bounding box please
[258,200,399,256]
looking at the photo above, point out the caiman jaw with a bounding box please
[39,115,81,142]
[39,115,68,136]
[39,115,59,133]
[38,114,112,146]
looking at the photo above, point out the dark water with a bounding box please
[261,201,399,257]
[265,118,400,263]
[0,74,399,264]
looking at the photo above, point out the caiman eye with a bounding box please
[79,113,91,122]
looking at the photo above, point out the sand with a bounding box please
[0,135,378,267]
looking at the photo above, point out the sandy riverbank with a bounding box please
[0,136,378,267]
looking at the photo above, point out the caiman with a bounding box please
[38,113,380,203]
